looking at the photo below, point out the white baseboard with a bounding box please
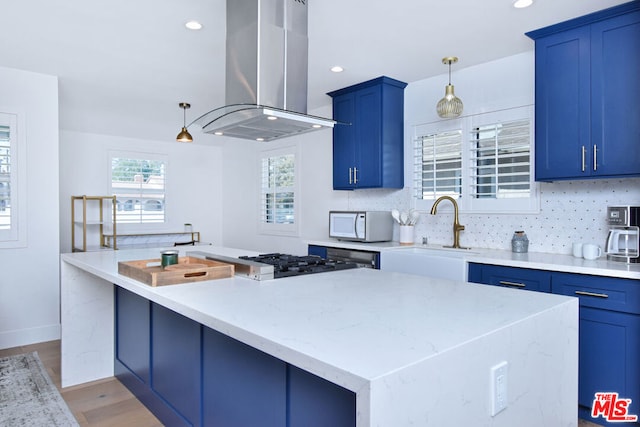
[0,324,61,349]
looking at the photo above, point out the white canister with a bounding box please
[399,225,414,245]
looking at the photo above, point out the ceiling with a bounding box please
[0,0,630,141]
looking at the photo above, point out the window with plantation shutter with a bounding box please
[0,111,24,246]
[413,130,462,200]
[413,105,539,213]
[260,147,298,235]
[469,119,531,199]
[109,154,167,225]
[0,121,13,233]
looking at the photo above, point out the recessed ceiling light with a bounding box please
[267,116,278,120]
[256,138,265,142]
[513,0,533,8]
[214,131,223,136]
[312,124,322,128]
[330,66,344,73]
[185,20,203,30]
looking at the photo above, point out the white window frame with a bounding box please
[258,145,299,237]
[108,150,168,233]
[414,105,539,214]
[0,110,27,248]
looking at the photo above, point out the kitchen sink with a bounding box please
[379,246,480,282]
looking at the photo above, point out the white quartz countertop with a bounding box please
[307,239,640,280]
[61,246,576,394]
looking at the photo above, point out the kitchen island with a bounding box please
[61,247,579,426]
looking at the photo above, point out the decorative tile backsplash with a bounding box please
[344,178,640,254]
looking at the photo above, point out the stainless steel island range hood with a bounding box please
[191,0,335,142]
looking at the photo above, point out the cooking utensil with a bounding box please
[409,210,420,225]
[391,209,401,224]
[400,211,408,225]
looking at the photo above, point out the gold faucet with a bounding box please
[430,196,468,249]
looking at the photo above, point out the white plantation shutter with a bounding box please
[0,122,12,233]
[261,153,295,224]
[469,119,531,199]
[413,130,463,200]
[110,156,166,224]
[0,112,20,243]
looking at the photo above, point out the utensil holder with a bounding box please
[399,225,414,245]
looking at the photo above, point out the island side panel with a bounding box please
[60,260,115,387]
[368,299,579,426]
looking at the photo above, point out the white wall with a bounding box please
[221,51,640,255]
[59,131,224,253]
[0,66,60,348]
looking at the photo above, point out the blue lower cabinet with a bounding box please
[551,272,640,424]
[115,287,356,427]
[288,365,356,427]
[202,327,287,427]
[308,244,327,259]
[151,303,202,427]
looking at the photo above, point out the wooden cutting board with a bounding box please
[118,256,234,286]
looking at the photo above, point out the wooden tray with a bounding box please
[118,256,234,286]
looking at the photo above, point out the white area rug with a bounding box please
[0,351,79,426]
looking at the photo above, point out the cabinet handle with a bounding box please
[593,145,597,171]
[353,167,358,184]
[581,146,586,172]
[499,280,526,288]
[348,167,353,184]
[574,290,609,299]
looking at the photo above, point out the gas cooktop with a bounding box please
[239,253,360,279]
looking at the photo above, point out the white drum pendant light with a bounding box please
[436,57,463,118]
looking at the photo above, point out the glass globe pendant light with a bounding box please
[436,57,463,118]
[176,102,193,142]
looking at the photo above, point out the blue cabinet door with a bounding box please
[151,304,201,426]
[202,327,286,427]
[332,92,357,189]
[467,263,551,292]
[590,10,640,177]
[115,286,150,384]
[575,307,640,418]
[353,85,382,188]
[532,26,591,181]
[288,365,356,427]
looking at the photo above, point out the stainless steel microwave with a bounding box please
[329,211,393,242]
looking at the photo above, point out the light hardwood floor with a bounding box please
[0,340,161,426]
[1,340,604,427]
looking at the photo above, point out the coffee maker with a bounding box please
[605,206,640,263]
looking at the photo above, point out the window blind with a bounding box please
[111,158,166,224]
[261,154,295,224]
[469,119,530,199]
[413,130,463,200]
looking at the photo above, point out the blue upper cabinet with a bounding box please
[527,2,640,182]
[328,76,407,190]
